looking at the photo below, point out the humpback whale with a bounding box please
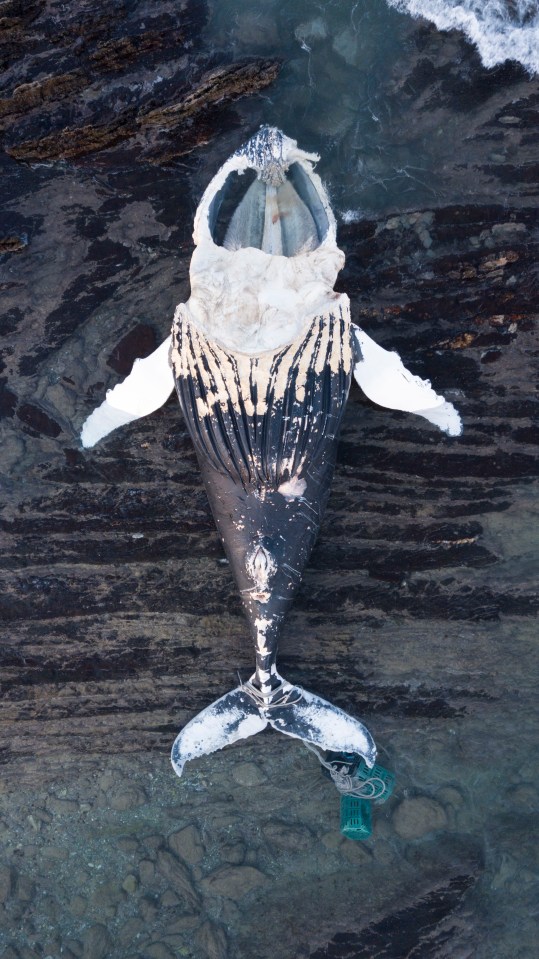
[81,127,461,778]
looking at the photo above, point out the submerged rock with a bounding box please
[81,924,112,959]
[195,920,228,959]
[168,824,205,864]
[199,865,267,900]
[392,796,448,840]
[231,763,267,787]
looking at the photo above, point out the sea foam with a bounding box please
[386,0,539,74]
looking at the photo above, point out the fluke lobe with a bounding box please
[81,127,462,777]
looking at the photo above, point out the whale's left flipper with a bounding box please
[81,335,175,448]
[352,325,462,437]
[267,685,377,767]
[171,686,268,777]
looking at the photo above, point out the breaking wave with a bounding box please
[386,0,539,74]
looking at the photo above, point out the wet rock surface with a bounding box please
[1,2,538,958]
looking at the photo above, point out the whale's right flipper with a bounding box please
[171,686,268,777]
[81,335,174,448]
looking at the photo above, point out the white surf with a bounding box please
[386,0,539,74]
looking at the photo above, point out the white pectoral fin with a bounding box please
[352,326,462,436]
[81,335,175,448]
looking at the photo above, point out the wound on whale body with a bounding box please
[81,126,462,788]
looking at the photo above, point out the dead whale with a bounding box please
[81,126,461,777]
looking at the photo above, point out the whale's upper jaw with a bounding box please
[235,126,288,186]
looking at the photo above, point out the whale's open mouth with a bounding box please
[208,161,330,257]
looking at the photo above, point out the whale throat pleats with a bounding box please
[171,306,353,492]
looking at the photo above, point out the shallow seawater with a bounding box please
[1,1,538,958]
[203,0,537,216]
[205,0,442,216]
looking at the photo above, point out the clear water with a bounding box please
[1,2,538,959]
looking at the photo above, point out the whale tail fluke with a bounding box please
[170,679,376,777]
[170,686,268,777]
[266,683,377,767]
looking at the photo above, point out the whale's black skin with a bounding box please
[172,304,356,696]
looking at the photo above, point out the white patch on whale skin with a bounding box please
[268,686,377,767]
[184,244,344,356]
[245,543,277,604]
[171,695,267,776]
[254,617,273,656]
[278,476,307,501]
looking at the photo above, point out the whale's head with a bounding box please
[185,127,345,354]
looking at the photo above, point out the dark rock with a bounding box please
[220,843,245,865]
[231,762,267,786]
[116,837,139,853]
[59,942,83,959]
[0,866,13,903]
[262,821,313,851]
[143,945,174,959]
[91,880,126,912]
[68,895,87,918]
[392,796,448,840]
[16,403,62,438]
[0,381,17,418]
[81,924,112,959]
[3,38,281,164]
[14,874,35,903]
[195,920,228,959]
[0,235,27,254]
[47,797,79,815]
[167,824,204,864]
[138,860,155,885]
[309,874,477,959]
[155,850,200,908]
[109,786,147,810]
[121,874,138,894]
[118,917,145,944]
[199,865,267,900]
[107,324,158,375]
[138,895,159,922]
[41,845,69,861]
